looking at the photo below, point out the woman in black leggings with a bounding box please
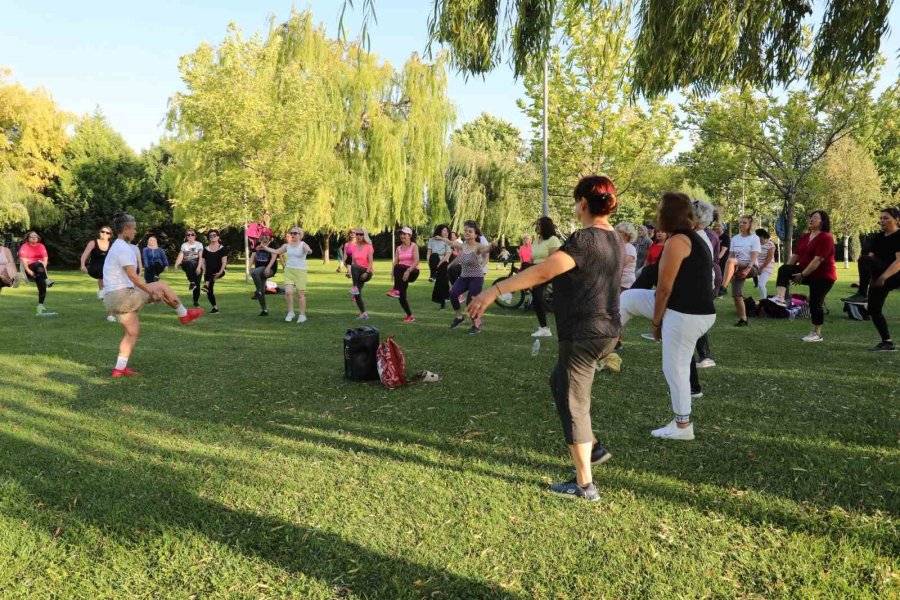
[392,227,421,322]
[843,207,900,351]
[770,211,837,343]
[348,228,375,320]
[174,229,203,307]
[17,230,55,316]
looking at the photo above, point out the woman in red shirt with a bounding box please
[771,211,836,343]
[17,230,55,316]
[644,231,667,267]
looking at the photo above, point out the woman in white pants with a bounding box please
[620,192,716,440]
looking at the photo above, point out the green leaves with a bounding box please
[167,11,453,235]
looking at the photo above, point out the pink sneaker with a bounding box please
[458,294,466,303]
[387,289,400,298]
[403,315,415,323]
[349,286,360,296]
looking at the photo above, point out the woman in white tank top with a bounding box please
[266,227,313,322]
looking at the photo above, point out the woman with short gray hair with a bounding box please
[103,212,204,378]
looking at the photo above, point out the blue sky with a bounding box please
[1,1,897,153]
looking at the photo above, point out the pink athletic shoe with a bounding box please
[179,307,204,324]
[387,289,400,298]
[111,367,139,378]
[403,315,415,323]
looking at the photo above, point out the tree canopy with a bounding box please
[166,10,454,236]
[345,0,892,97]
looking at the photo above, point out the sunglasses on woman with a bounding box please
[100,230,112,235]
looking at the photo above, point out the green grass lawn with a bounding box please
[0,261,897,598]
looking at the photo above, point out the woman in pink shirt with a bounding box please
[18,231,55,315]
[518,234,533,267]
[349,228,375,319]
[391,226,421,322]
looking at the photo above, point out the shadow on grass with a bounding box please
[0,429,521,599]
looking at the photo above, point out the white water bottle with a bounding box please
[531,339,541,356]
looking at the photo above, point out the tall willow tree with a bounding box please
[445,114,540,239]
[166,11,454,243]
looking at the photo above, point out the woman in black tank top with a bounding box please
[80,225,113,302]
[620,192,716,441]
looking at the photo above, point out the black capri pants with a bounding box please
[775,265,834,326]
[550,337,617,445]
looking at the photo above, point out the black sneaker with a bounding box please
[550,478,599,501]
[210,307,219,314]
[591,443,612,465]
[734,319,748,327]
[259,310,268,317]
[201,284,209,293]
[841,293,868,305]
[614,341,623,351]
[468,325,482,335]
[450,316,465,329]
[868,341,896,352]
[189,283,196,291]
[251,292,261,300]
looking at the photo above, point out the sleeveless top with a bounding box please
[90,240,109,265]
[459,247,485,278]
[397,244,416,266]
[285,242,309,270]
[667,229,715,315]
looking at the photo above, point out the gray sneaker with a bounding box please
[550,478,599,501]
[868,341,896,352]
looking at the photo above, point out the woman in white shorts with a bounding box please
[104,212,204,378]
[266,226,312,323]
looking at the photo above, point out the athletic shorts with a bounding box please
[283,267,308,290]
[88,263,104,280]
[104,287,151,314]
[731,263,759,297]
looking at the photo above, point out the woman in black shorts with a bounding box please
[201,229,228,314]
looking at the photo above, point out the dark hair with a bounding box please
[809,210,831,233]
[655,192,694,233]
[433,223,449,237]
[535,216,558,240]
[881,206,900,220]
[207,229,219,237]
[573,175,618,216]
[113,212,136,235]
[755,228,770,239]
[463,220,482,238]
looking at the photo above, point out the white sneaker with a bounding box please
[297,314,307,323]
[651,420,695,440]
[285,312,295,322]
[696,358,716,368]
[801,333,823,343]
[106,314,117,323]
[640,332,659,342]
[771,296,787,307]
[531,327,552,338]
[97,290,104,300]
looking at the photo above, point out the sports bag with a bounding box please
[376,336,408,389]
[843,301,870,321]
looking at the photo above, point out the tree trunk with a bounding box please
[784,193,796,259]
[322,234,330,265]
[844,235,850,269]
[243,222,251,283]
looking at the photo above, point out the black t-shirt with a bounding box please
[552,227,623,341]
[204,245,227,273]
[254,248,276,273]
[869,231,900,264]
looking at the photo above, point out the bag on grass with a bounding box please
[376,336,408,389]
[843,301,870,321]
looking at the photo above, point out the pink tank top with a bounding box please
[352,243,373,269]
[397,244,416,266]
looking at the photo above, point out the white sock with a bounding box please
[175,304,188,317]
[115,356,128,370]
